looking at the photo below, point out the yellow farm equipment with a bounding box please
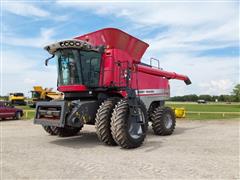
[172,107,186,118]
[29,86,63,108]
[9,93,26,105]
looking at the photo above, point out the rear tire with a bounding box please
[95,97,120,146]
[148,102,160,122]
[42,126,82,137]
[152,106,176,135]
[15,112,21,120]
[56,126,82,137]
[42,126,58,135]
[111,99,148,149]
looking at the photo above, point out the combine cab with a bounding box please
[34,28,191,149]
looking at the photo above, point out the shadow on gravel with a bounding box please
[142,140,162,152]
[140,126,203,152]
[173,126,203,135]
[147,125,203,136]
[50,126,203,150]
[50,131,100,149]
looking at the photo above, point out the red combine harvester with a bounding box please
[34,28,191,149]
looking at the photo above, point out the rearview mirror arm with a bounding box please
[45,54,55,66]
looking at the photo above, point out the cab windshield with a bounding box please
[13,93,24,96]
[56,49,101,87]
[32,91,40,99]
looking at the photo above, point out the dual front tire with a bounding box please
[96,98,148,149]
[95,98,176,149]
[95,97,120,146]
[111,99,148,149]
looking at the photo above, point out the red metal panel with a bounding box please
[137,64,190,82]
[58,85,87,92]
[75,28,149,62]
[131,71,169,90]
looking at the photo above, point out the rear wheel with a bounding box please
[111,99,148,149]
[95,97,120,145]
[42,126,82,136]
[152,106,176,135]
[56,126,82,137]
[15,112,21,120]
[148,102,160,122]
[42,126,58,135]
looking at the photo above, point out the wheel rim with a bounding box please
[164,114,173,129]
[16,112,20,119]
[128,108,145,139]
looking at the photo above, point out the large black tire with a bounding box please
[111,99,148,149]
[56,126,82,137]
[42,126,58,135]
[148,102,160,122]
[42,126,82,137]
[95,97,120,145]
[152,106,176,135]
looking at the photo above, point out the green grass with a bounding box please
[15,105,34,110]
[23,111,35,120]
[166,101,240,120]
[14,105,35,119]
[166,102,240,112]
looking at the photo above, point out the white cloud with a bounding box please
[56,1,238,54]
[154,53,239,96]
[56,1,237,26]
[23,78,36,84]
[199,79,234,95]
[2,50,57,96]
[2,28,55,48]
[3,2,50,18]
[3,2,69,22]
[2,51,33,74]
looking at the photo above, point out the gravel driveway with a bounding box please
[1,119,239,179]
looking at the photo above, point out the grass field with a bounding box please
[16,102,240,120]
[166,102,240,120]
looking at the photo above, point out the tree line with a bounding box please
[170,94,238,102]
[170,84,240,102]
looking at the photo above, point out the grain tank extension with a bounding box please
[34,28,191,149]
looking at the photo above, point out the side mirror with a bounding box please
[45,54,55,66]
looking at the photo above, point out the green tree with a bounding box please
[183,94,198,101]
[212,95,219,102]
[232,84,240,102]
[199,95,212,101]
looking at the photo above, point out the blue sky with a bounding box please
[0,1,239,97]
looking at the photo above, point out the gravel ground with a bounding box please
[1,119,239,179]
